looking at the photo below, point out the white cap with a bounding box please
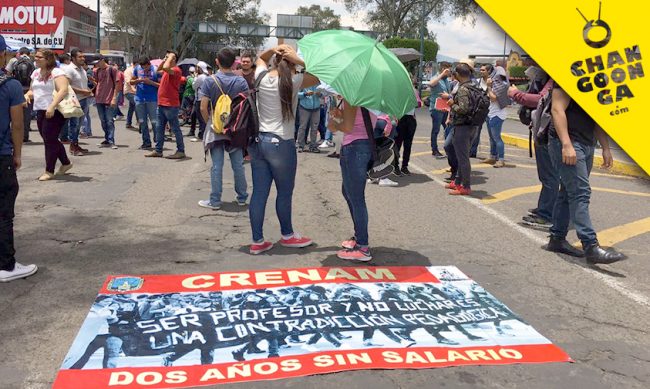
[197,61,209,73]
[189,66,196,72]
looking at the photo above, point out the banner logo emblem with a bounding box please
[578,1,612,49]
[107,277,144,292]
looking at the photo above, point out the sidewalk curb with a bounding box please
[501,133,649,180]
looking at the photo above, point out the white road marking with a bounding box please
[409,162,650,308]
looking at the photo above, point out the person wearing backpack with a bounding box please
[484,66,510,168]
[197,48,250,211]
[508,66,557,230]
[7,47,35,143]
[545,84,625,264]
[446,63,486,196]
[0,35,38,282]
[248,44,319,255]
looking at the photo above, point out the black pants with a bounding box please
[23,102,32,141]
[452,125,477,189]
[393,115,417,169]
[0,156,18,271]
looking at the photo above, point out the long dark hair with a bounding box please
[274,55,294,122]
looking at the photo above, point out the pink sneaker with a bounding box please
[337,246,372,262]
[250,241,273,255]
[279,233,313,248]
[341,237,356,250]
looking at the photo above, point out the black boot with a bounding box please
[585,244,626,264]
[546,237,584,257]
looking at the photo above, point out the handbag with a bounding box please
[54,85,84,118]
[361,108,395,180]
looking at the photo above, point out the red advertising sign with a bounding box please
[53,266,571,388]
[0,0,65,49]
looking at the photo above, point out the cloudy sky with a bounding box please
[74,0,523,59]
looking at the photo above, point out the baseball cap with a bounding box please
[89,54,107,65]
[197,61,209,73]
[0,35,7,51]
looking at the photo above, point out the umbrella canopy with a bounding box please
[177,57,199,66]
[150,58,163,66]
[389,48,422,63]
[298,30,417,118]
[3,37,29,52]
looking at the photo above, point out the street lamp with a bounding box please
[497,27,507,66]
[96,0,101,52]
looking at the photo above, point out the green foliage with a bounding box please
[509,66,527,79]
[296,5,341,31]
[383,37,438,62]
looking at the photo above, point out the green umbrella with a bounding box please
[297,30,417,118]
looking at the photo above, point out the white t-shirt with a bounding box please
[488,100,507,120]
[61,63,89,100]
[255,65,304,140]
[31,68,66,110]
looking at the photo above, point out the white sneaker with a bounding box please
[198,200,220,210]
[0,262,38,282]
[378,178,398,187]
[319,140,333,149]
[190,137,200,142]
[366,178,378,184]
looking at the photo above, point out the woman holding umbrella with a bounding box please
[248,45,320,255]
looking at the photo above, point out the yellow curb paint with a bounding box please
[573,217,650,248]
[411,151,432,158]
[481,185,541,205]
[430,163,536,175]
[501,133,649,180]
[482,185,650,205]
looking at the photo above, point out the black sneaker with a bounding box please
[327,152,340,158]
[393,168,404,177]
[527,208,539,217]
[522,215,552,230]
[297,146,304,153]
[308,146,320,153]
[433,151,445,159]
[138,144,152,150]
[400,166,411,175]
[97,140,110,147]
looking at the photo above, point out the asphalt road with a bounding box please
[1,107,648,388]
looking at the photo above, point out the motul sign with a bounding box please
[0,1,65,49]
[0,6,58,25]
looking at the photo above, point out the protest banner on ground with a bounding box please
[53,266,571,388]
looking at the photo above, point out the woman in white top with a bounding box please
[248,45,319,255]
[24,49,72,181]
[485,66,510,168]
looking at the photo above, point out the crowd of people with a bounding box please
[0,32,626,283]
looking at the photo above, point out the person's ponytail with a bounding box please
[277,59,294,122]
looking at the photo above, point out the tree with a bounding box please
[295,5,341,31]
[102,0,267,59]
[339,0,481,38]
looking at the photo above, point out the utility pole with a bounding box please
[96,0,101,52]
[33,0,37,51]
[502,31,507,65]
[418,2,426,96]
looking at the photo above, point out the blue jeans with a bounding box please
[155,106,184,153]
[113,91,124,117]
[548,138,597,248]
[443,126,457,177]
[487,116,505,160]
[248,133,297,242]
[59,119,69,141]
[535,142,560,221]
[430,109,448,153]
[68,98,88,144]
[209,144,248,207]
[470,122,483,157]
[340,139,373,246]
[96,103,115,144]
[136,101,157,146]
[81,97,93,135]
[125,93,137,126]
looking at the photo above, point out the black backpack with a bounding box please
[225,70,268,149]
[518,79,545,126]
[12,56,35,89]
[464,83,490,126]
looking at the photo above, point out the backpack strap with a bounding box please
[360,107,378,161]
[253,70,269,90]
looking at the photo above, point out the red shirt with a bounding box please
[93,66,118,105]
[157,66,182,107]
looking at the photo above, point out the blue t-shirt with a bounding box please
[134,65,160,103]
[0,71,26,156]
[198,71,249,108]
